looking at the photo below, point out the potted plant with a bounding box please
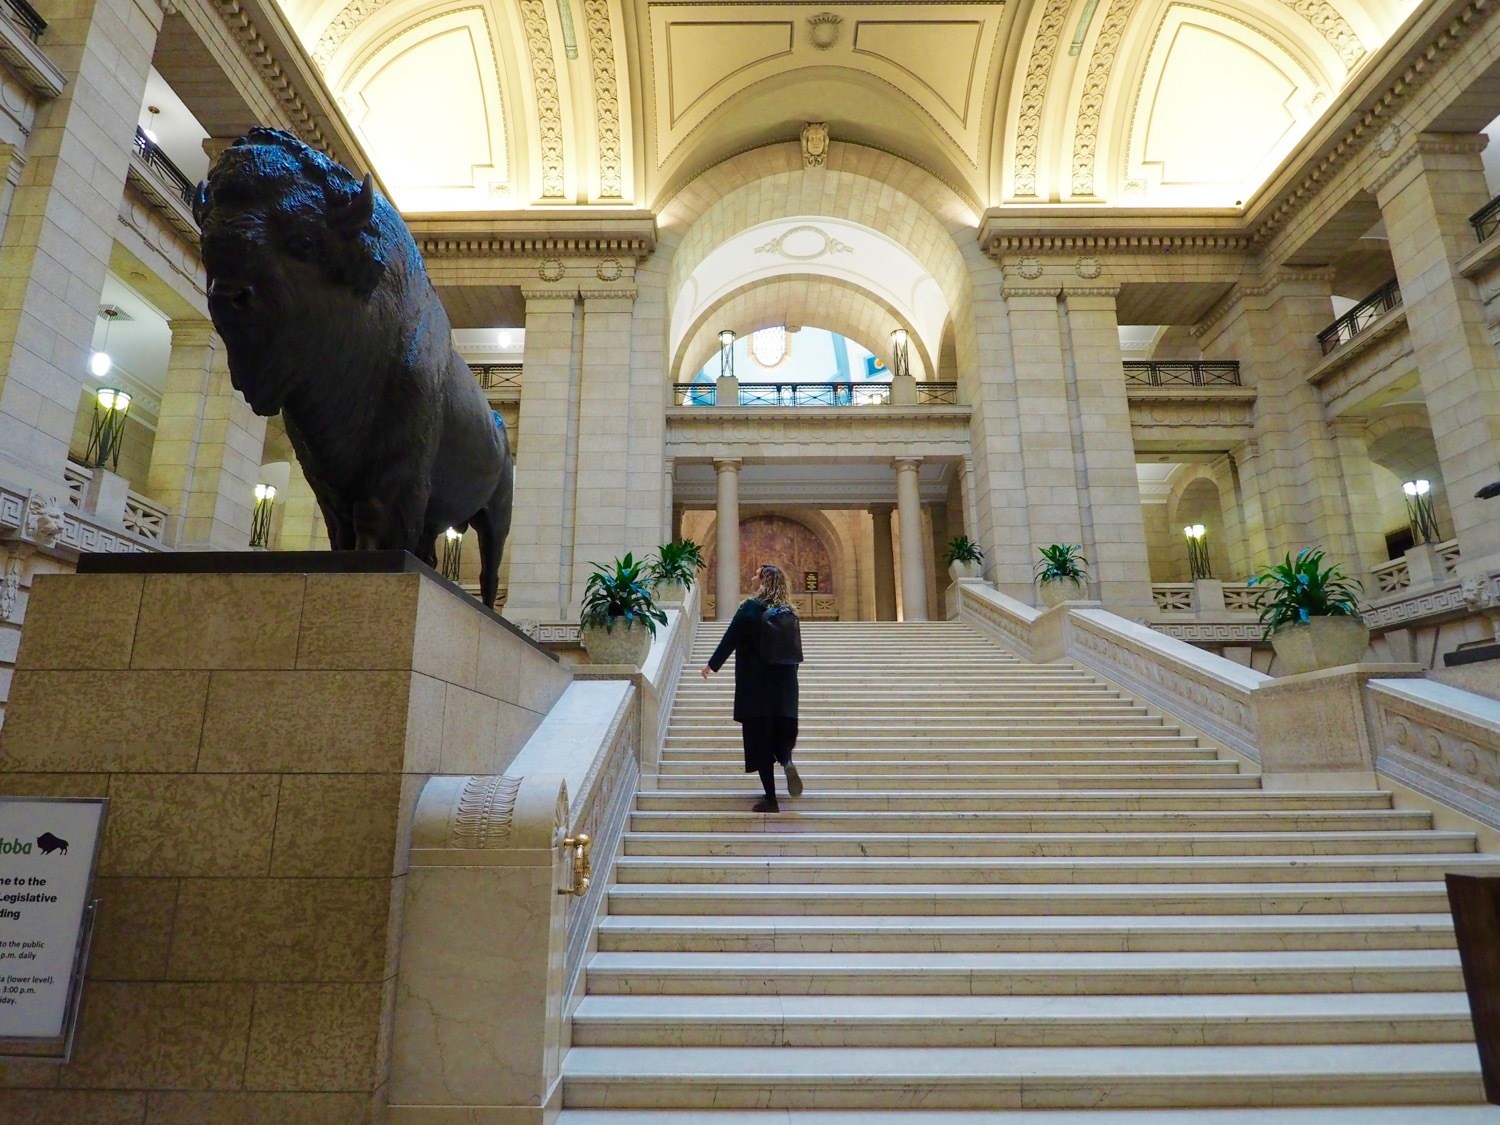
[1249,547,1368,674]
[1035,544,1089,608]
[645,539,705,606]
[580,553,669,668]
[943,535,985,581]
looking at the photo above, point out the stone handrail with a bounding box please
[958,581,1268,762]
[1367,678,1500,831]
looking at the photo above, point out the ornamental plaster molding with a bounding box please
[1276,0,1365,68]
[1012,0,1072,197]
[314,0,390,65]
[449,774,523,848]
[1002,284,1062,298]
[214,0,332,154]
[1069,0,1138,198]
[754,224,853,260]
[1153,621,1266,643]
[807,12,842,50]
[802,122,830,167]
[1074,255,1103,279]
[418,235,654,259]
[1250,0,1498,246]
[584,0,623,198]
[985,233,1252,256]
[538,257,565,281]
[519,0,566,197]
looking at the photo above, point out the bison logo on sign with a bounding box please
[35,832,68,855]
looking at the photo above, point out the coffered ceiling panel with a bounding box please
[647,2,1007,176]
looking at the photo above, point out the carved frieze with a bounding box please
[519,0,566,197]
[1012,0,1071,197]
[584,0,623,198]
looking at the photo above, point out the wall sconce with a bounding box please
[889,328,909,380]
[717,329,735,381]
[1183,523,1212,580]
[1402,479,1440,544]
[441,526,463,581]
[250,483,277,548]
[84,387,131,471]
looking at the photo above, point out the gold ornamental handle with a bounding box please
[560,833,591,896]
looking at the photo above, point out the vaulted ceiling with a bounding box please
[275,0,1419,212]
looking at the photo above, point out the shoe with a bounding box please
[785,763,804,798]
[752,797,780,813]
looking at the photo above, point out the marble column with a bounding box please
[145,320,267,549]
[0,0,165,495]
[870,503,897,621]
[715,458,741,619]
[1374,134,1500,575]
[894,458,929,621]
[503,289,580,624]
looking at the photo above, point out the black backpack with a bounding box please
[758,604,804,665]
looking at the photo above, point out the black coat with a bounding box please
[707,598,800,722]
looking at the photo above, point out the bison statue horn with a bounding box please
[194,128,514,607]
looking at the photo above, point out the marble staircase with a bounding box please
[558,621,1497,1120]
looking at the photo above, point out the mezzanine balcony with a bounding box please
[671,380,960,407]
[1471,192,1500,244]
[1317,278,1402,356]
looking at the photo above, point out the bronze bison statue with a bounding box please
[194,128,513,606]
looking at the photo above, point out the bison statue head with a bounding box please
[195,128,392,416]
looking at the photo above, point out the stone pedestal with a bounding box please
[0,552,569,1121]
[1252,663,1423,790]
[79,466,129,527]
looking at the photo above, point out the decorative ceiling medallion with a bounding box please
[596,258,622,282]
[1075,256,1102,279]
[538,258,565,281]
[807,12,842,50]
[801,121,829,167]
[754,224,855,260]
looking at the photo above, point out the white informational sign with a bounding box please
[0,797,106,1045]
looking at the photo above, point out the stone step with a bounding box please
[662,735,1207,750]
[605,880,1453,917]
[594,912,1458,954]
[570,992,1474,1047]
[659,748,1226,765]
[633,792,1400,814]
[557,1109,1500,1124]
[628,809,1429,834]
[581,949,1466,996]
[656,772,1257,793]
[657,760,1237,779]
[611,853,1500,886]
[667,719,1177,735]
[559,1043,1483,1110]
[622,829,1477,859]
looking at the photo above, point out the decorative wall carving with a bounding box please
[449,774,524,848]
[214,0,333,154]
[807,12,842,49]
[538,257,565,281]
[1012,0,1072,197]
[584,0,623,198]
[1070,0,1138,198]
[1370,681,1500,829]
[801,121,829,167]
[314,0,391,65]
[754,225,852,260]
[520,0,566,197]
[1276,0,1365,68]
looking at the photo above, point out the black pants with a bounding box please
[741,716,798,772]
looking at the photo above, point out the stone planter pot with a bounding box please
[948,560,984,582]
[1038,577,1087,608]
[654,581,688,608]
[580,619,653,668]
[1270,616,1371,675]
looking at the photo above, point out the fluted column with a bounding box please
[894,457,929,621]
[715,458,741,619]
[870,504,896,620]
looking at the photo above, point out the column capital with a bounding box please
[1327,416,1369,440]
[712,457,742,473]
[869,502,894,515]
[167,319,220,350]
[520,285,578,306]
[1369,131,1490,199]
[892,456,923,472]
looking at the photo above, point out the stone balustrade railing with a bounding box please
[957,579,1499,822]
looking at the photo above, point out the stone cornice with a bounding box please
[1245,0,1498,246]
[979,220,1252,258]
[1192,266,1338,337]
[410,212,658,260]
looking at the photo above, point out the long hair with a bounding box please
[753,563,791,609]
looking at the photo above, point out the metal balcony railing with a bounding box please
[1123,361,1241,387]
[1472,194,1500,244]
[470,363,521,392]
[132,128,195,210]
[670,381,961,407]
[2,0,46,42]
[1316,278,1402,356]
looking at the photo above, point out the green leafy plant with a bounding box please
[1034,544,1089,584]
[580,553,670,635]
[645,539,706,589]
[942,535,985,565]
[1247,547,1363,640]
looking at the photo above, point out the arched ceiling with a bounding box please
[275,0,1419,212]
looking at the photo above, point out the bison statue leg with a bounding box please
[471,474,513,609]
